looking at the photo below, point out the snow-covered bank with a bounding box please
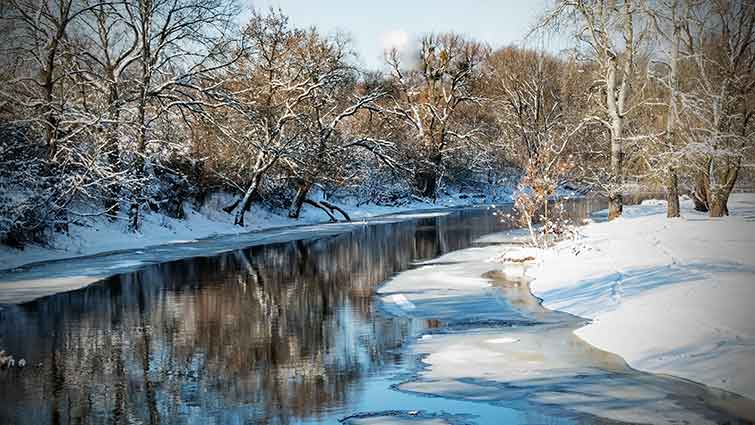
[0,190,510,272]
[526,193,755,400]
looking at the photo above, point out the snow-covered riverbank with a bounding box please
[0,191,509,272]
[525,193,755,400]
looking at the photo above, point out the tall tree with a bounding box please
[124,0,238,229]
[643,0,685,218]
[201,10,383,226]
[282,34,387,220]
[75,1,140,218]
[681,0,754,217]
[205,9,327,226]
[2,0,86,159]
[544,0,646,219]
[380,34,486,200]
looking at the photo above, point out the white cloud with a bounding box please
[380,29,410,53]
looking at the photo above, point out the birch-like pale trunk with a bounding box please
[606,54,625,220]
[605,0,635,220]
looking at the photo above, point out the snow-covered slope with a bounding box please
[527,194,755,399]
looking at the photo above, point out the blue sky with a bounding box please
[248,0,562,69]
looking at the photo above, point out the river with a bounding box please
[0,199,752,424]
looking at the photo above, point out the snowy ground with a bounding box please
[523,193,755,400]
[0,190,509,273]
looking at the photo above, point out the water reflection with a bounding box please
[0,209,511,425]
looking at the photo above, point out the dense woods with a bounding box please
[0,0,753,248]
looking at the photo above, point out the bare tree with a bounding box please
[543,0,649,219]
[285,87,386,220]
[679,0,754,217]
[0,0,138,242]
[200,9,392,226]
[378,33,487,200]
[642,0,686,217]
[486,46,589,246]
[205,9,321,226]
[123,0,238,229]
[278,33,391,220]
[73,1,140,218]
[1,0,91,159]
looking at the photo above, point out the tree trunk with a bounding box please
[607,119,624,220]
[692,172,709,212]
[608,193,623,220]
[666,12,681,220]
[666,169,680,218]
[416,169,438,200]
[416,150,442,200]
[128,146,146,231]
[129,98,149,231]
[303,199,337,222]
[105,75,122,221]
[606,55,625,221]
[288,181,312,219]
[43,33,63,161]
[234,172,263,226]
[707,164,739,218]
[223,199,240,214]
[320,200,352,222]
[130,0,153,232]
[708,194,728,217]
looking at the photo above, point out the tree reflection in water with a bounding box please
[0,208,523,425]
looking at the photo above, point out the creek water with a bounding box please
[0,198,751,424]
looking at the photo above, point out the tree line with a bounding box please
[0,0,752,247]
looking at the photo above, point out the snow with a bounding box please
[525,193,755,399]
[373,201,755,421]
[379,241,746,423]
[0,190,509,273]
